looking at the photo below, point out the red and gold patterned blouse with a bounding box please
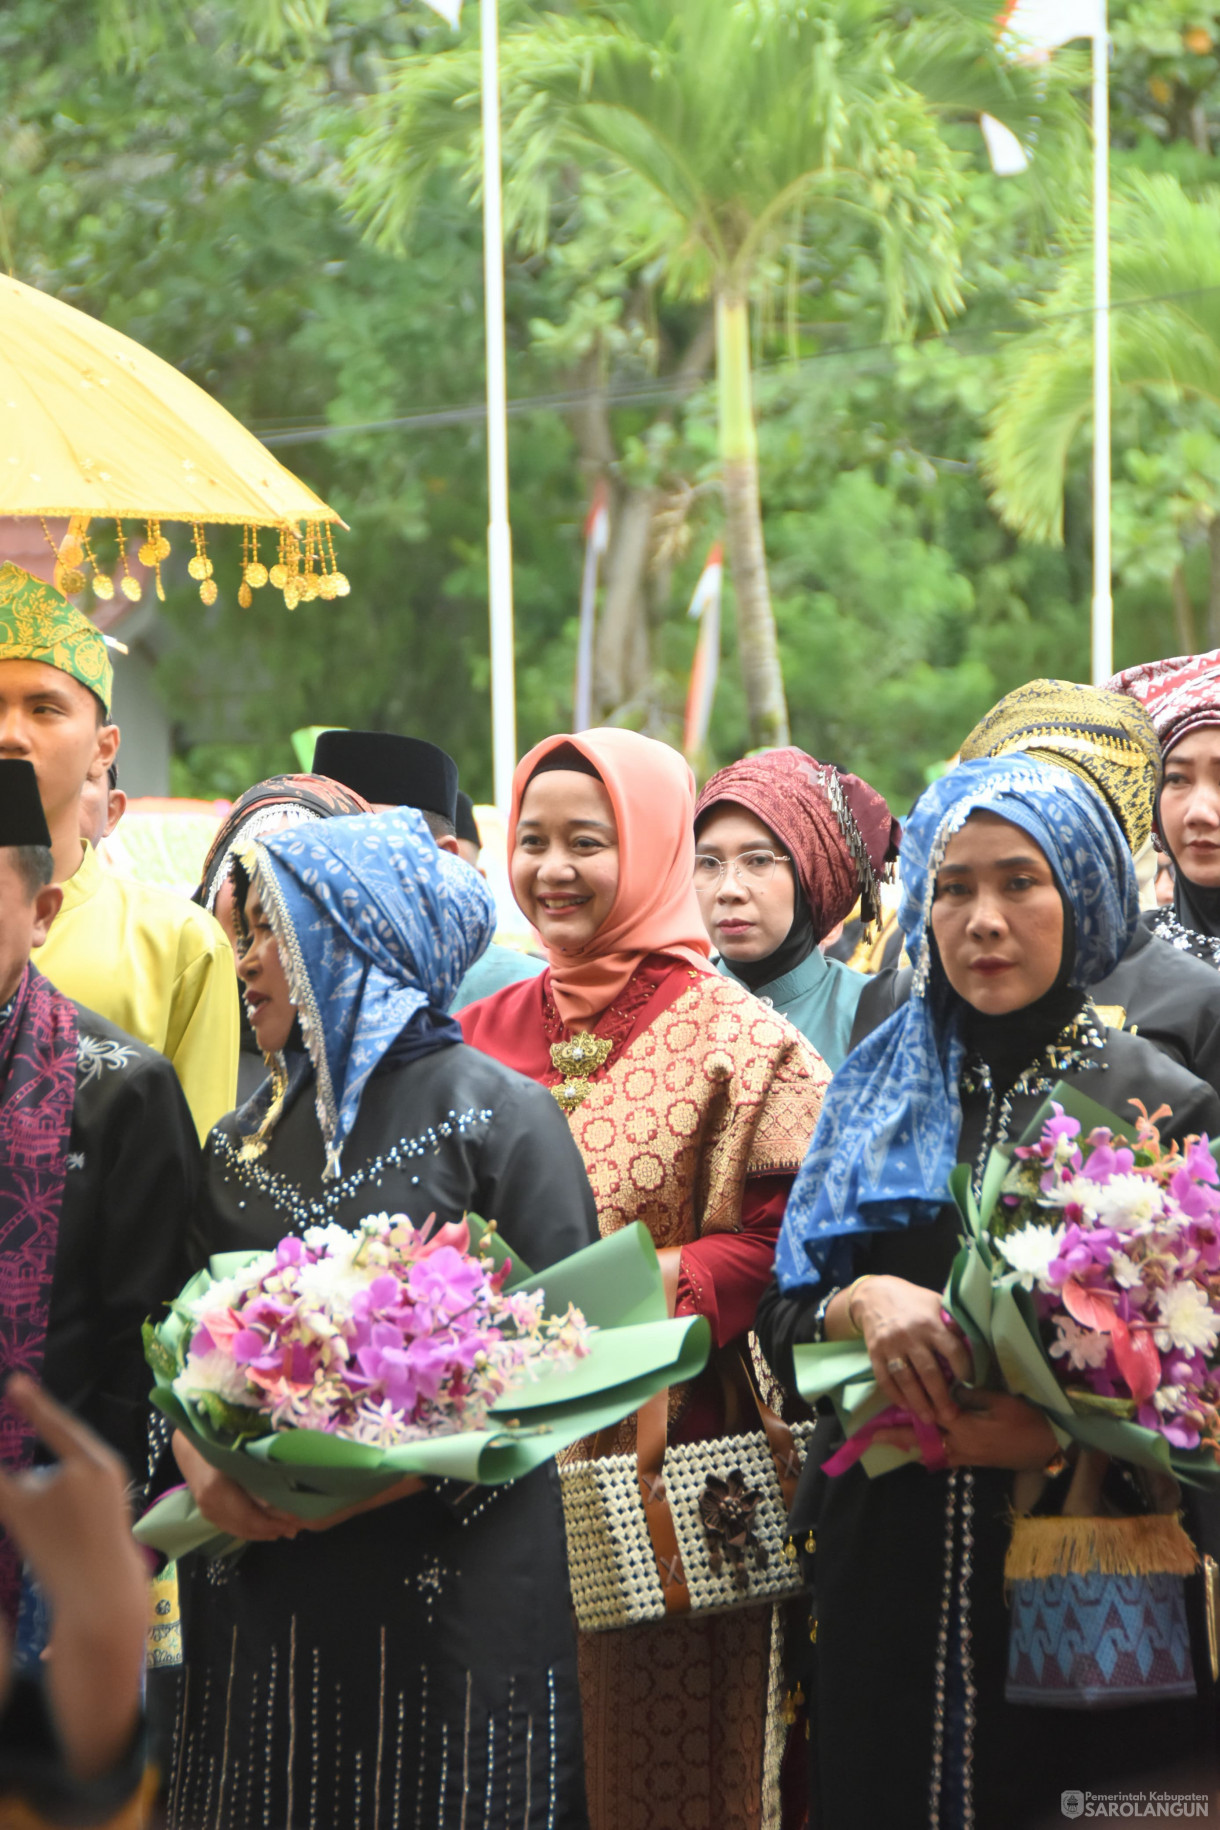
[461,955,829,1437]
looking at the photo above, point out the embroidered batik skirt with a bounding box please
[168,1466,588,1830]
[578,1607,772,1830]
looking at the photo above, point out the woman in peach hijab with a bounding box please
[461,729,828,1830]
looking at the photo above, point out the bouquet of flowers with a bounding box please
[794,1086,1219,1709]
[794,1086,1220,1486]
[989,1102,1220,1464]
[164,1214,592,1449]
[138,1214,710,1561]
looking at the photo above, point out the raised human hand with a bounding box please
[0,1377,148,1777]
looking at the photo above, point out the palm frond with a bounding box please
[984,173,1220,541]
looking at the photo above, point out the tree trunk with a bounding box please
[1171,561,1198,654]
[595,484,656,712]
[568,315,716,724]
[716,291,789,749]
[1208,516,1220,648]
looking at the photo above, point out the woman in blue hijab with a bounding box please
[167,809,597,1830]
[757,757,1220,1830]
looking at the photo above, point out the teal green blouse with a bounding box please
[716,946,867,1071]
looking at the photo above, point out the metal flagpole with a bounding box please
[1091,4,1112,684]
[481,0,516,809]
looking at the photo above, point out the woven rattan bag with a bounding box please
[560,1348,815,1632]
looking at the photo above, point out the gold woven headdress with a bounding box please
[960,678,1161,855]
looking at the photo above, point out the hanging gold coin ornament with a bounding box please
[268,527,288,592]
[115,521,142,603]
[280,523,302,608]
[187,524,213,582]
[298,522,319,602]
[322,522,350,597]
[238,580,253,609]
[187,524,217,605]
[39,519,85,596]
[139,521,169,602]
[81,530,114,601]
[243,525,267,592]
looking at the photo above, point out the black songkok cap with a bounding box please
[0,759,51,848]
[311,731,459,825]
[455,790,481,849]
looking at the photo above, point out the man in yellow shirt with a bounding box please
[0,563,237,1140]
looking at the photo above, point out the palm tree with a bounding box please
[348,0,1056,750]
[984,173,1220,642]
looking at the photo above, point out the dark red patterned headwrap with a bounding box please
[694,747,900,940]
[1107,649,1220,757]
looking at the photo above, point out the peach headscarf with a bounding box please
[510,728,713,1026]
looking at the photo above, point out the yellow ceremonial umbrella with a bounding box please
[0,274,348,610]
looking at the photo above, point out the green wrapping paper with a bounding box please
[137,1219,710,1560]
[793,1083,1220,1486]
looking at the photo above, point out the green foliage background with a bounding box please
[1,0,1217,809]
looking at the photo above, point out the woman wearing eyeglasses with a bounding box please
[693,750,901,1069]
[460,728,828,1830]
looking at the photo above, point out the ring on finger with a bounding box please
[886,1357,909,1376]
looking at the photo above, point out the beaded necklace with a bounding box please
[1148,905,1220,969]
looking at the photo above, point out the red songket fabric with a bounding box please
[460,956,794,1440]
[459,953,691,1083]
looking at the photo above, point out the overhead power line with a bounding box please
[252,281,1220,449]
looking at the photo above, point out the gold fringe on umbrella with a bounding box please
[40,516,349,612]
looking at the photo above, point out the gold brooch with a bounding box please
[549,1031,614,1113]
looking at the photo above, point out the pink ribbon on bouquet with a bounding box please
[821,1406,948,1476]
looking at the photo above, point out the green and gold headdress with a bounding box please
[0,563,113,715]
[960,677,1161,856]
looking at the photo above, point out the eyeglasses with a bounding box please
[693,850,792,888]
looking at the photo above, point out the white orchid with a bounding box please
[1109,1251,1144,1290]
[1048,1316,1111,1371]
[995,1222,1064,1291]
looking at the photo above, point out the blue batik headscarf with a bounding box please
[774,755,1138,1291]
[243,808,496,1178]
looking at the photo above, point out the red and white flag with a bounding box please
[682,543,724,762]
[982,0,1105,174]
[998,0,1104,53]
